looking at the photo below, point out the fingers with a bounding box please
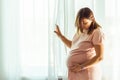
[55,24,59,30]
[70,64,80,70]
[55,24,58,27]
[70,64,81,72]
[70,68,79,73]
[71,68,81,73]
[54,24,62,36]
[70,65,77,70]
[54,24,59,33]
[54,31,59,35]
[55,24,60,32]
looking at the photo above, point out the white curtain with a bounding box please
[103,0,120,80]
[0,0,75,80]
[48,0,75,79]
[0,0,20,80]
[0,0,120,80]
[0,0,21,80]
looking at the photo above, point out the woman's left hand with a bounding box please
[70,64,82,73]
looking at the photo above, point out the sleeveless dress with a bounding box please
[67,28,104,80]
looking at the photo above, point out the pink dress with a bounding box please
[67,28,104,80]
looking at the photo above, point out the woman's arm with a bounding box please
[54,25,72,48]
[81,44,104,68]
[59,35,72,48]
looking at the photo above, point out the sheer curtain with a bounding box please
[104,0,120,80]
[48,0,75,79]
[0,0,21,80]
[19,0,75,79]
[0,0,75,80]
[19,0,49,79]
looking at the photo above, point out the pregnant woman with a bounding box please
[54,7,104,80]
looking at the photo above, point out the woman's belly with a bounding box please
[67,50,95,69]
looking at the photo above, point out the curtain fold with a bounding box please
[48,0,75,79]
[0,0,4,79]
[0,0,21,80]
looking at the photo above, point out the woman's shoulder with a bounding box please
[93,27,104,34]
[92,27,105,39]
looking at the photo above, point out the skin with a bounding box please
[54,24,72,48]
[81,18,92,30]
[54,18,104,73]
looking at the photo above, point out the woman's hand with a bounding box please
[54,24,72,48]
[70,64,82,73]
[54,24,63,37]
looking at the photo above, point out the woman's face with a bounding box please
[80,18,92,30]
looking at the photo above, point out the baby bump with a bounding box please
[67,51,95,68]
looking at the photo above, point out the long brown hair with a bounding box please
[75,7,101,34]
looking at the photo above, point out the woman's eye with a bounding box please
[83,23,87,25]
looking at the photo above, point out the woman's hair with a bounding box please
[75,7,101,34]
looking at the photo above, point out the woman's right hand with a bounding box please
[54,24,63,37]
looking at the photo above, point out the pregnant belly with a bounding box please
[67,51,95,69]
